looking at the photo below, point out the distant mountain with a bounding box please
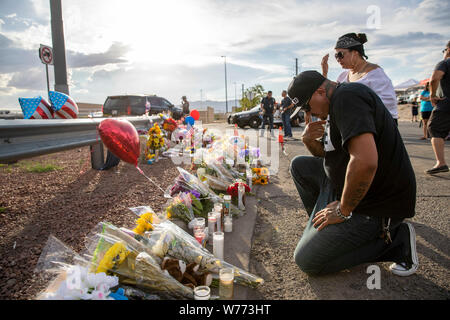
[394,79,419,89]
[176,100,239,113]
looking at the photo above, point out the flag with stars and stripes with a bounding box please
[49,91,79,119]
[185,124,195,139]
[18,96,54,119]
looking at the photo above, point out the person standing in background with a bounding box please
[419,82,433,140]
[426,41,450,174]
[181,96,190,117]
[321,33,399,125]
[281,90,294,139]
[260,91,276,137]
[411,97,419,122]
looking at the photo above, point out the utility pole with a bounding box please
[221,56,228,114]
[242,84,244,100]
[50,0,69,94]
[295,58,298,76]
[233,82,237,109]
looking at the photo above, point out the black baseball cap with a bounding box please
[287,71,326,111]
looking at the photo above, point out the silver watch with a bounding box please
[336,204,352,220]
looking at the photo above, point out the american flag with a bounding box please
[49,91,79,119]
[185,124,195,139]
[18,96,54,119]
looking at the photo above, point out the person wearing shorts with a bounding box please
[419,82,433,140]
[426,41,450,174]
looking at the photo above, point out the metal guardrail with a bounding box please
[0,116,163,168]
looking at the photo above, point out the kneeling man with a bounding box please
[288,71,418,276]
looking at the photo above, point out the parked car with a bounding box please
[396,95,407,104]
[228,106,305,129]
[102,94,183,119]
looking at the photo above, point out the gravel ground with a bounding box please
[0,147,184,300]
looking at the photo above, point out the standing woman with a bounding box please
[322,33,399,124]
[419,82,433,140]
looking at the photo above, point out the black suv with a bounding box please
[102,95,183,119]
[228,106,305,129]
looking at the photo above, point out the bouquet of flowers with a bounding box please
[84,222,194,299]
[145,123,165,162]
[163,117,178,133]
[34,235,128,300]
[164,192,195,223]
[227,181,251,197]
[142,220,264,289]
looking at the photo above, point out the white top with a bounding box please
[337,67,398,119]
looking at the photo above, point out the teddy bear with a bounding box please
[161,257,212,289]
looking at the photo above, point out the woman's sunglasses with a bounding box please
[335,51,345,60]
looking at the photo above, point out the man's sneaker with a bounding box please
[389,222,419,277]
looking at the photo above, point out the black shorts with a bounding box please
[421,111,432,120]
[411,107,418,116]
[428,109,450,139]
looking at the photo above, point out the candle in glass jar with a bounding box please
[208,212,217,237]
[213,232,224,260]
[194,229,206,247]
[193,217,205,232]
[238,183,245,210]
[219,268,234,300]
[194,286,211,300]
[224,216,232,233]
[215,209,223,232]
[223,195,231,218]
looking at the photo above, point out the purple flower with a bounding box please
[190,190,201,199]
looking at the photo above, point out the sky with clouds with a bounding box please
[0,0,449,110]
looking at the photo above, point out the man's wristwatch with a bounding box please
[336,203,352,221]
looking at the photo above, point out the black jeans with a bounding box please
[290,155,409,275]
[260,113,274,132]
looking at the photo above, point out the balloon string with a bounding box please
[136,166,170,196]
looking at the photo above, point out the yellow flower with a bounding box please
[132,212,155,235]
[96,242,129,274]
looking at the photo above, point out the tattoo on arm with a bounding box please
[348,181,371,208]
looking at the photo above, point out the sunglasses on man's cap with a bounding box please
[292,97,311,112]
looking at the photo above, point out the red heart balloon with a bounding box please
[98,119,140,166]
[190,109,200,121]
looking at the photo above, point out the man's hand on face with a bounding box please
[301,118,326,142]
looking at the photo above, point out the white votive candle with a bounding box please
[224,216,233,233]
[213,231,224,260]
[208,212,217,237]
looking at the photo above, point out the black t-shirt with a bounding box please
[434,58,450,112]
[261,96,275,113]
[281,96,292,114]
[324,82,416,218]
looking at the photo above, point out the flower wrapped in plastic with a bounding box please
[141,220,264,289]
[34,235,129,300]
[129,206,167,235]
[164,192,195,223]
[84,222,194,299]
[163,117,178,132]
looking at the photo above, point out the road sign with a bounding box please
[39,44,54,65]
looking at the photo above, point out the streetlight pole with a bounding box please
[221,56,228,114]
[234,82,237,110]
[50,0,69,94]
